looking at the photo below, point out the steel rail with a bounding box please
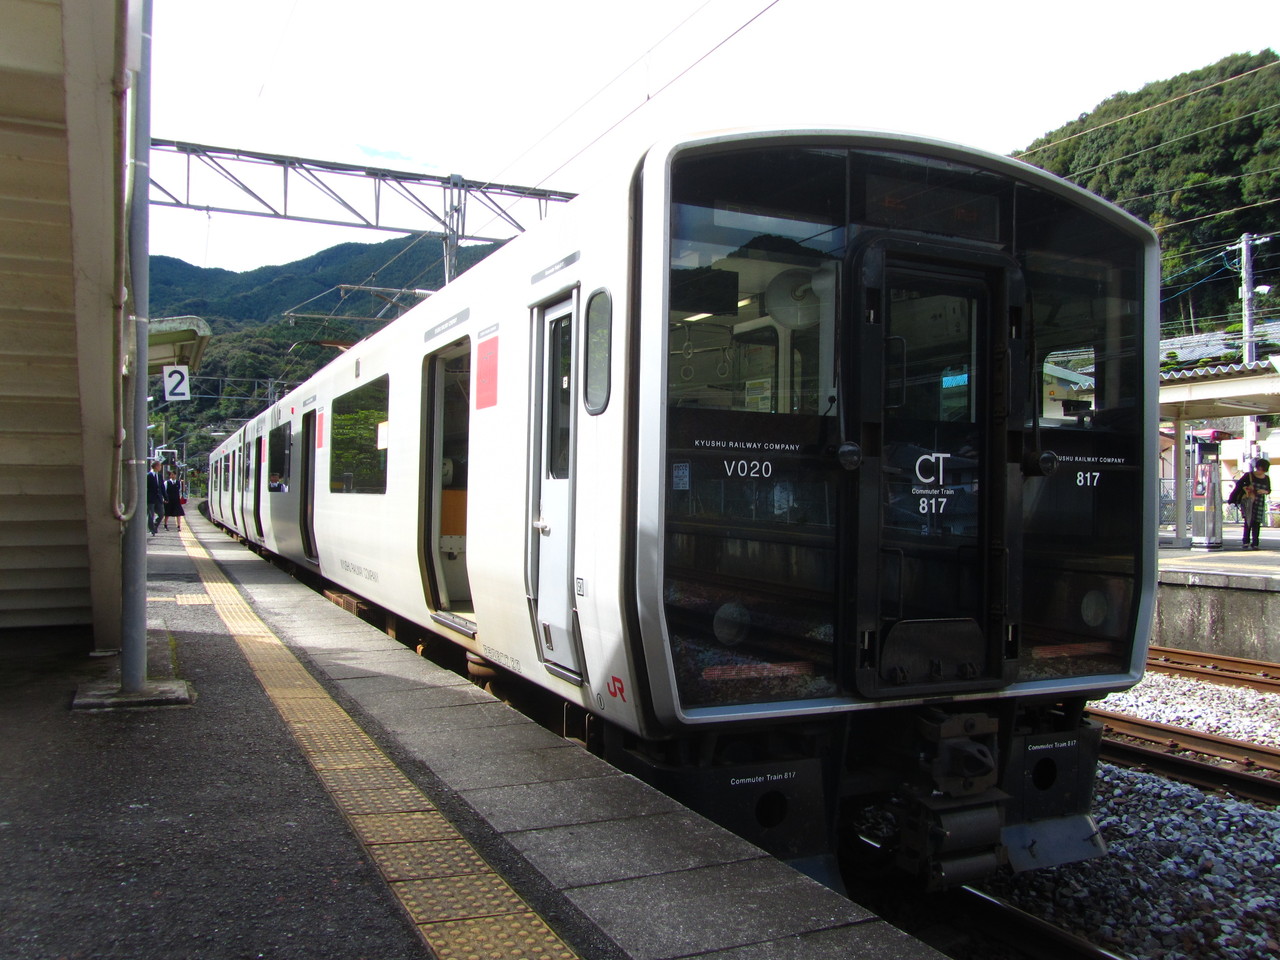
[1089,708,1280,773]
[1089,707,1280,805]
[1099,737,1280,806]
[1146,645,1280,695]
[948,886,1129,960]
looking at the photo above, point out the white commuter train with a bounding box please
[210,128,1159,888]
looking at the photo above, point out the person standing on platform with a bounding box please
[146,461,164,536]
[163,469,186,532]
[1231,458,1272,550]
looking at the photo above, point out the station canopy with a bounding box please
[146,316,211,376]
[1159,358,1280,421]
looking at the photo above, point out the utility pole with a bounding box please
[1236,232,1271,461]
[1242,233,1258,363]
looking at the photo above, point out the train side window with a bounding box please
[1040,351,1096,426]
[548,317,573,478]
[584,289,611,414]
[330,374,390,493]
[267,422,291,492]
[667,264,837,416]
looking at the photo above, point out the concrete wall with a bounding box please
[1153,571,1280,662]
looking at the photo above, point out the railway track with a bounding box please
[1093,646,1280,804]
[1090,706,1280,806]
[845,854,1126,960]
[946,886,1128,960]
[1146,644,1280,695]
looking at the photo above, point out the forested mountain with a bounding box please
[148,234,499,463]
[152,49,1279,467]
[1016,49,1279,346]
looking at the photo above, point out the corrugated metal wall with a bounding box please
[1,0,125,642]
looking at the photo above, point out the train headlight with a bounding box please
[713,602,750,646]
[1080,589,1108,628]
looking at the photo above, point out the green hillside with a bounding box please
[150,233,498,331]
[1016,49,1279,342]
[147,234,499,467]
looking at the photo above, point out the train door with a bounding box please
[299,409,319,562]
[251,433,265,539]
[239,438,252,533]
[528,298,584,681]
[850,246,1021,698]
[214,455,225,522]
[420,340,474,631]
[229,449,240,531]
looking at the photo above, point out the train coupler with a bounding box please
[895,791,1008,889]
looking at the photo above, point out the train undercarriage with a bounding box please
[601,698,1106,891]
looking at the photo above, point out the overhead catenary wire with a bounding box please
[283,0,781,355]
[1069,101,1280,180]
[1013,55,1278,298]
[1154,196,1280,233]
[526,0,784,190]
[1118,162,1280,207]
[1019,58,1279,160]
[477,0,721,190]
[280,22,1275,378]
[1163,230,1280,263]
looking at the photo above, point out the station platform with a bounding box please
[0,508,944,960]
[1158,523,1280,585]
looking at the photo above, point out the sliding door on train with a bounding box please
[299,409,319,563]
[420,340,474,628]
[528,298,584,682]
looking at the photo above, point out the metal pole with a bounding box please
[120,0,153,693]
[1241,233,1256,364]
[1239,234,1272,461]
[1174,418,1187,543]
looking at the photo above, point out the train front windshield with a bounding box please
[661,143,1149,710]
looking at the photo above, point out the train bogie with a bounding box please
[212,129,1158,887]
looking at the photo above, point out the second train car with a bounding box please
[209,128,1158,888]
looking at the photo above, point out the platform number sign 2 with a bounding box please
[162,365,191,402]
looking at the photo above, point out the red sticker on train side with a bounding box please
[317,411,324,448]
[476,337,498,409]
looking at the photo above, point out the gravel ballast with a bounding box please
[977,672,1280,960]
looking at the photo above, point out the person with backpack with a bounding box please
[1229,458,1272,549]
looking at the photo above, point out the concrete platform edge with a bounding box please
[193,518,946,960]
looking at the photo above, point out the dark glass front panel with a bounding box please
[665,408,840,706]
[1016,192,1145,680]
[880,271,985,626]
[663,144,1147,709]
[664,149,845,708]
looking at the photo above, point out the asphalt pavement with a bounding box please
[0,528,429,960]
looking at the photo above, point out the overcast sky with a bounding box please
[148,0,1279,273]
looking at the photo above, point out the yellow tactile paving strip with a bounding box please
[176,526,579,960]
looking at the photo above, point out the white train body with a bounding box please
[212,167,643,726]
[210,129,1159,887]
